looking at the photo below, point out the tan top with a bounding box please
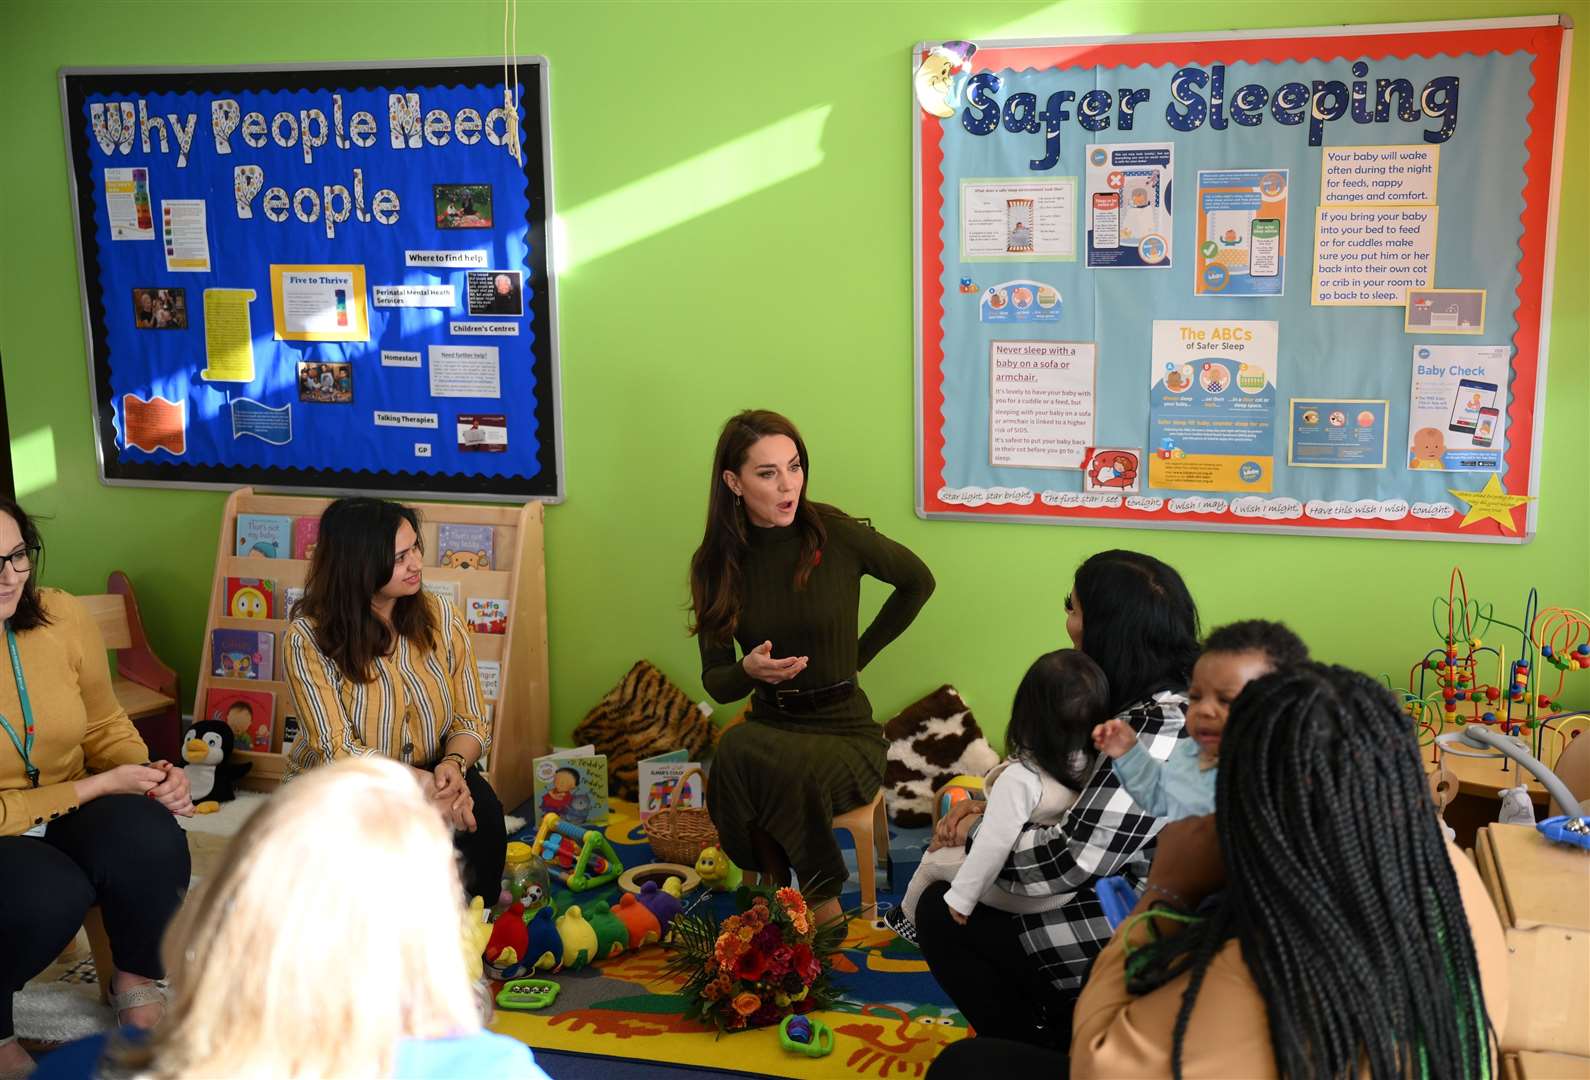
[282,592,488,778]
[1072,841,1510,1078]
[0,589,150,835]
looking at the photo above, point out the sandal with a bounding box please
[109,981,167,1028]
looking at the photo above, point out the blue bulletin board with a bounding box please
[913,18,1572,541]
[60,59,562,501]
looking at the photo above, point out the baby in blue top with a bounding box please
[1093,620,1309,819]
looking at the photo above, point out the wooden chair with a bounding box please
[833,790,892,919]
[1549,730,1590,818]
[82,907,116,1005]
[78,571,181,761]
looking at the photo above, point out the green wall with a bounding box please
[3,1,1586,753]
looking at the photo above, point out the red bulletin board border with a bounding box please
[915,19,1570,541]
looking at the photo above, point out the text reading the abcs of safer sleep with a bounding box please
[86,93,522,237]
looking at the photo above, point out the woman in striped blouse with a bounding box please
[282,498,505,899]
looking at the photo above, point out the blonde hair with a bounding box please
[122,757,480,1079]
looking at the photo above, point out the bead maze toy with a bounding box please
[1396,569,1589,766]
[533,812,624,892]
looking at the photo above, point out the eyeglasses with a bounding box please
[0,547,38,574]
[393,539,425,567]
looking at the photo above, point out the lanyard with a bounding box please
[0,622,38,787]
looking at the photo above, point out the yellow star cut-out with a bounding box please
[1447,473,1534,533]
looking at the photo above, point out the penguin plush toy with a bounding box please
[182,718,251,813]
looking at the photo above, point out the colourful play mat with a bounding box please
[491,800,969,1077]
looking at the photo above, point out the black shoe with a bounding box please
[883,904,919,945]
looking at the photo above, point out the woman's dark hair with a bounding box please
[1202,619,1309,668]
[1130,663,1495,1079]
[1072,550,1199,714]
[0,496,49,631]
[688,410,834,643]
[296,498,437,683]
[1005,648,1110,790]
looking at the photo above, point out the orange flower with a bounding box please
[790,912,810,935]
[776,887,807,914]
[732,992,761,1017]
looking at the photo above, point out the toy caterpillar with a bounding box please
[485,880,684,978]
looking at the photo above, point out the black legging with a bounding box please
[454,766,506,901]
[914,881,1075,1049]
[0,794,190,1038]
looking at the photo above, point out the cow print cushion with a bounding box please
[882,684,1000,828]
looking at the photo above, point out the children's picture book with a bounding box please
[638,749,704,821]
[205,687,275,752]
[437,523,494,571]
[211,628,274,681]
[235,514,292,558]
[466,597,508,634]
[476,659,501,700]
[225,577,276,620]
[291,516,320,560]
[532,746,608,825]
[422,578,461,608]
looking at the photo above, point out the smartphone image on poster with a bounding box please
[1448,378,1498,434]
[1471,407,1499,448]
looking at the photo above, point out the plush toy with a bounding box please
[484,902,530,973]
[584,900,629,960]
[694,846,743,892]
[556,906,599,969]
[613,893,662,949]
[662,875,685,899]
[460,896,493,982]
[883,685,1001,827]
[635,880,681,933]
[524,905,564,972]
[181,718,251,812]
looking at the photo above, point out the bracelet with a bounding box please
[1144,882,1190,910]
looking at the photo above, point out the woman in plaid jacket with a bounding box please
[914,550,1199,1049]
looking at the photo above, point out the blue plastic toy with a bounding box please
[1097,875,1139,930]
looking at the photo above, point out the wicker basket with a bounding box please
[645,765,719,865]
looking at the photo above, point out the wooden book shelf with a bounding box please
[192,487,550,808]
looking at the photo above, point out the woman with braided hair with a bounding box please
[1068,662,1508,1079]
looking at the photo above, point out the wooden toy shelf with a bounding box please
[193,487,550,808]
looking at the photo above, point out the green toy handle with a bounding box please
[778,1014,834,1057]
[495,977,560,1011]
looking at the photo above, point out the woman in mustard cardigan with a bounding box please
[0,497,191,1077]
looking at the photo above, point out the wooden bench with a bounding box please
[78,571,182,762]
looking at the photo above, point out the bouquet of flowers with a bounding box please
[665,885,846,1033]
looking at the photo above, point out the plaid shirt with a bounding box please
[988,689,1189,992]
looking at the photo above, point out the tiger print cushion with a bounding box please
[572,660,719,799]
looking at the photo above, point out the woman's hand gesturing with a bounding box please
[741,640,808,684]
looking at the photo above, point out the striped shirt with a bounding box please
[282,593,488,778]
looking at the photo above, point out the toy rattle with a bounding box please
[778,1014,834,1057]
[495,977,561,1011]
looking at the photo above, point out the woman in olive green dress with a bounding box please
[689,410,934,925]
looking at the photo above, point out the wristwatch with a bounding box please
[439,751,468,772]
